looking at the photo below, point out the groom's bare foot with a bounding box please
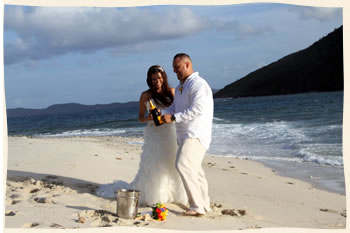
[182,210,204,217]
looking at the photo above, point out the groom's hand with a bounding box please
[162,114,173,123]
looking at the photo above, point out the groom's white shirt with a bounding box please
[163,72,214,150]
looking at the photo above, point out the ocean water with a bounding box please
[7,91,345,194]
[210,92,344,195]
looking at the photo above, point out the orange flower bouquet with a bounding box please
[152,203,168,221]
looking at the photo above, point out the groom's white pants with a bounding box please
[175,138,210,214]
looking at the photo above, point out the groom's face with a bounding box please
[173,58,188,81]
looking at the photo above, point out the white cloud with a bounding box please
[209,18,272,39]
[237,23,272,39]
[289,6,342,21]
[4,7,211,64]
[4,6,270,65]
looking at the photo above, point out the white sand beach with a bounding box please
[4,136,346,231]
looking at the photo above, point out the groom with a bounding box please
[162,53,214,216]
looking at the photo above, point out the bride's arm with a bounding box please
[138,91,152,123]
[161,88,176,122]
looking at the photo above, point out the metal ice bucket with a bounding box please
[115,189,141,219]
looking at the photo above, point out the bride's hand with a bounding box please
[162,114,172,123]
[146,112,153,121]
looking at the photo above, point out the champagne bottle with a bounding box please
[149,99,164,126]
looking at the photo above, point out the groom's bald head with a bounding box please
[173,53,194,81]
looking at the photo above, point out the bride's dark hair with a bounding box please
[146,65,174,107]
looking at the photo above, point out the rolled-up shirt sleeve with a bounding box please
[162,102,175,115]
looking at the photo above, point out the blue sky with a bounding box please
[3,3,343,109]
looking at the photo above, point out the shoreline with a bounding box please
[5,136,346,230]
[258,159,345,196]
[15,134,346,195]
[208,152,345,196]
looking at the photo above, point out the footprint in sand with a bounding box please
[320,208,336,213]
[207,162,216,167]
[77,209,120,227]
[34,197,54,204]
[5,210,17,216]
[340,209,346,217]
[50,223,65,228]
[11,200,21,205]
[30,188,41,193]
[221,209,247,217]
[320,208,346,217]
[23,222,40,228]
[9,193,23,199]
[76,209,149,227]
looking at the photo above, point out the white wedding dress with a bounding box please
[96,100,188,206]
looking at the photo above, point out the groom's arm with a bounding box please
[161,103,176,123]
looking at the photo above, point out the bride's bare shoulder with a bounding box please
[139,90,152,102]
[170,88,175,97]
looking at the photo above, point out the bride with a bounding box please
[96,65,188,206]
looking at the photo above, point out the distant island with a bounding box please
[214,26,343,99]
[7,88,220,118]
[6,102,139,118]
